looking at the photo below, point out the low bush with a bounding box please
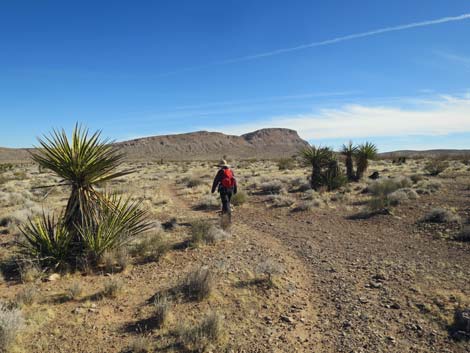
[0,302,24,352]
[131,232,169,262]
[420,208,461,224]
[15,286,37,307]
[277,158,296,170]
[231,191,247,206]
[190,221,230,246]
[368,176,412,196]
[424,161,449,176]
[259,181,284,195]
[152,294,170,328]
[256,259,283,287]
[186,177,204,188]
[388,188,419,205]
[455,226,470,242]
[177,312,222,351]
[292,200,321,212]
[182,267,213,301]
[103,277,123,298]
[66,282,83,300]
[128,336,152,353]
[194,194,219,210]
[266,195,295,208]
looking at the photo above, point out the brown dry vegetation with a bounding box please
[0,157,469,352]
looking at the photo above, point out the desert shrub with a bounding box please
[259,180,284,195]
[368,176,412,196]
[190,221,229,246]
[420,208,461,224]
[388,188,419,205]
[266,195,295,208]
[231,191,247,206]
[15,285,38,307]
[292,200,321,212]
[256,259,283,287]
[302,189,319,200]
[131,232,169,262]
[410,174,424,184]
[19,262,42,283]
[152,295,170,328]
[194,194,219,210]
[455,226,470,242]
[128,336,152,353]
[277,158,296,170]
[424,161,449,176]
[186,177,204,188]
[182,267,213,301]
[66,282,83,300]
[103,277,123,298]
[0,302,24,351]
[416,180,442,193]
[177,312,221,351]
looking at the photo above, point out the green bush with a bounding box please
[277,158,296,170]
[231,191,247,205]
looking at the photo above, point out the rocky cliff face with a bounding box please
[0,128,309,162]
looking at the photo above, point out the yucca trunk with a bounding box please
[356,159,368,180]
[310,163,322,190]
[345,155,355,181]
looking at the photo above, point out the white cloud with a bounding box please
[214,94,470,140]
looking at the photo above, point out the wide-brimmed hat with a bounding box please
[217,159,229,168]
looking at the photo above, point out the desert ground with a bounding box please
[0,157,469,352]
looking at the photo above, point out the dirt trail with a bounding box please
[238,194,470,353]
[162,182,323,352]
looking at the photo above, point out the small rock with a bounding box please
[47,273,61,282]
[280,315,295,324]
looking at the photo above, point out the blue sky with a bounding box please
[1,0,470,152]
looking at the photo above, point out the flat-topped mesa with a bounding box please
[117,128,309,161]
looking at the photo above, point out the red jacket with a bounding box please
[211,167,237,193]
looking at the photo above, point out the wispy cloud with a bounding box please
[213,93,470,140]
[158,13,470,76]
[436,51,470,70]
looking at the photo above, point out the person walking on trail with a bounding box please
[211,159,237,218]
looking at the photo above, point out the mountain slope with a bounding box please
[0,128,309,162]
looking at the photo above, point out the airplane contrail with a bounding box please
[157,13,470,76]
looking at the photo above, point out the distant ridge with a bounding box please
[0,128,309,162]
[379,149,470,159]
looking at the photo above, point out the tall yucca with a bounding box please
[299,145,334,190]
[341,141,357,181]
[355,142,378,180]
[30,124,131,233]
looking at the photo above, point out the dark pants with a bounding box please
[219,187,233,214]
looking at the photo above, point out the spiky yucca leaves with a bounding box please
[77,195,151,262]
[30,124,131,233]
[355,142,378,180]
[299,146,334,190]
[18,214,72,269]
[341,141,357,181]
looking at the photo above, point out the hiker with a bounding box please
[211,159,237,217]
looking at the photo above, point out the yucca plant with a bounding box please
[299,146,334,190]
[18,214,72,269]
[341,141,357,181]
[23,124,150,268]
[77,195,151,262]
[30,124,131,235]
[355,142,378,180]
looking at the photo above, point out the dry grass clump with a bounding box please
[231,191,247,206]
[194,194,219,210]
[388,188,419,205]
[131,232,169,262]
[177,312,222,351]
[152,294,170,328]
[256,258,283,287]
[182,267,214,301]
[302,189,319,200]
[416,180,442,193]
[266,194,295,208]
[186,177,205,188]
[368,176,412,196]
[0,302,24,352]
[259,180,284,195]
[128,335,152,353]
[421,208,461,224]
[277,158,296,170]
[424,160,449,176]
[292,200,321,212]
[66,282,83,300]
[190,220,230,246]
[102,277,123,298]
[15,285,38,307]
[19,262,42,283]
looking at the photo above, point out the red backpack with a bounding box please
[221,168,235,188]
